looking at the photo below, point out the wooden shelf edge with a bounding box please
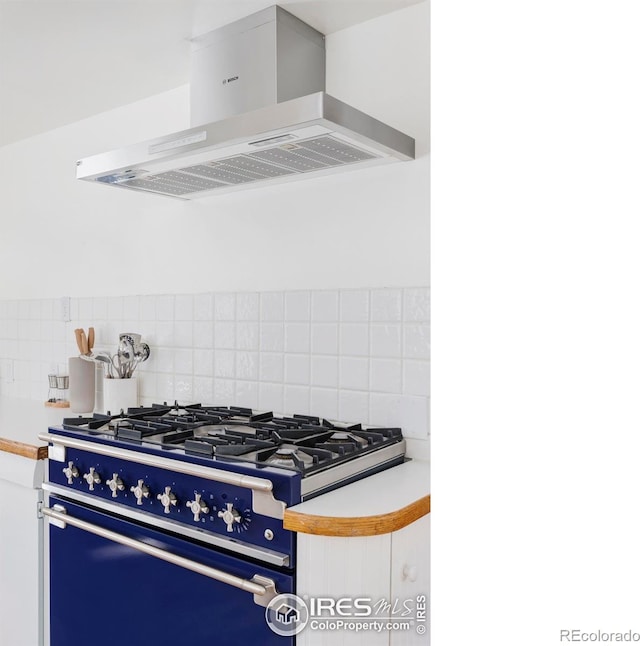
[0,438,48,461]
[283,494,430,537]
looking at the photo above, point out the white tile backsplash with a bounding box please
[339,290,369,322]
[193,294,213,321]
[236,351,258,381]
[311,323,338,355]
[260,323,284,352]
[339,357,369,391]
[0,287,429,444]
[174,294,193,320]
[403,323,430,359]
[214,293,235,321]
[140,295,157,321]
[193,321,213,349]
[403,287,429,322]
[236,322,259,351]
[371,289,402,322]
[370,358,402,393]
[173,349,193,375]
[370,324,402,357]
[259,353,284,383]
[259,382,283,412]
[284,354,310,385]
[193,376,213,402]
[285,291,311,321]
[173,321,193,347]
[403,359,430,397]
[193,349,214,376]
[310,387,339,420]
[214,350,235,378]
[260,292,284,321]
[311,355,338,388]
[213,322,235,350]
[311,291,339,321]
[338,390,370,423]
[340,323,369,356]
[156,295,174,321]
[236,293,259,321]
[214,378,234,401]
[284,384,310,413]
[235,380,258,408]
[284,323,310,354]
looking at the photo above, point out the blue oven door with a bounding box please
[45,496,294,646]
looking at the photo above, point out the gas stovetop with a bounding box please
[61,402,404,478]
[43,403,406,566]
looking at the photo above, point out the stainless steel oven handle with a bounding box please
[38,432,286,519]
[42,505,278,607]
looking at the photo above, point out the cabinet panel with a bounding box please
[390,514,430,645]
[297,533,392,646]
[0,480,42,646]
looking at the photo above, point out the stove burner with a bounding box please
[108,419,134,432]
[325,432,350,443]
[267,448,299,467]
[258,444,335,473]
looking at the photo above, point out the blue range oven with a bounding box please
[39,404,405,645]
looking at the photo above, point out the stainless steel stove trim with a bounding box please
[300,440,407,499]
[39,432,286,520]
[42,483,290,567]
[42,505,279,607]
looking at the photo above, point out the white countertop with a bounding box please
[0,396,67,448]
[289,459,429,518]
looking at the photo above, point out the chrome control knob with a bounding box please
[62,461,80,485]
[130,479,150,505]
[186,493,209,522]
[106,473,125,498]
[157,486,177,514]
[218,503,241,532]
[82,467,102,491]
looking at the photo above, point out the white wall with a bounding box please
[0,4,429,454]
[0,2,429,299]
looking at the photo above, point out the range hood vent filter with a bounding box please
[100,135,379,197]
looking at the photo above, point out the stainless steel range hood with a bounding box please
[76,6,415,199]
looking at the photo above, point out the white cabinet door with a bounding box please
[390,514,430,645]
[294,513,431,646]
[296,533,392,646]
[0,478,42,646]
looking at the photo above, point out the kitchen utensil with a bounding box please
[80,330,89,355]
[118,336,138,378]
[127,343,150,378]
[81,351,116,379]
[112,351,131,379]
[74,327,93,356]
[74,329,84,354]
[119,332,141,347]
[137,343,150,361]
